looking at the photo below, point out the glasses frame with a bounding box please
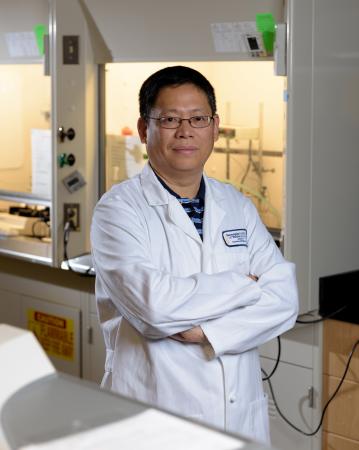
[146,115,215,129]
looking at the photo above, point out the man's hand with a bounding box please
[170,275,257,344]
[170,326,208,344]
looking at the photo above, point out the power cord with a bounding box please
[262,336,281,381]
[63,221,75,272]
[261,303,356,435]
[296,304,349,324]
[262,338,359,436]
[63,221,94,277]
[262,304,350,382]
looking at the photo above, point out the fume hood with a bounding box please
[0,0,98,266]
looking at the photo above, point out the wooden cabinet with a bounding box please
[323,433,359,450]
[322,320,359,449]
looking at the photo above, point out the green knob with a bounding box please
[58,153,76,168]
[58,153,67,168]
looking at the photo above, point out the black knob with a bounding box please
[58,127,76,142]
[67,153,76,166]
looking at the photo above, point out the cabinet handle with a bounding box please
[308,386,314,408]
[87,326,93,344]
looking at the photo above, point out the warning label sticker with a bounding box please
[27,310,75,361]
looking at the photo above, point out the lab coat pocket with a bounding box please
[214,247,250,273]
[249,393,270,445]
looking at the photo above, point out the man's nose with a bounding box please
[175,119,194,138]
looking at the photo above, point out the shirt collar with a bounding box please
[152,167,205,201]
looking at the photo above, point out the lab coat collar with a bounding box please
[140,163,227,244]
[140,163,226,206]
[140,163,170,206]
[140,164,202,243]
[203,178,227,247]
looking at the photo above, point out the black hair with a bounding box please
[139,65,217,118]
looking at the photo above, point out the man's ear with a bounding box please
[213,114,220,142]
[137,117,147,143]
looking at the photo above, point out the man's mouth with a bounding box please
[172,146,197,155]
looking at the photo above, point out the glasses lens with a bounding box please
[190,116,212,128]
[156,116,212,128]
[159,117,181,128]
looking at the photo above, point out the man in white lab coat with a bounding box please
[91,66,298,445]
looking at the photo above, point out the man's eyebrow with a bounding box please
[156,108,208,115]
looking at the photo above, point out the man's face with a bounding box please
[138,83,219,181]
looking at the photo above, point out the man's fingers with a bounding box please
[170,334,186,342]
[169,327,206,343]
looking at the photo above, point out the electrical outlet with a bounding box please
[64,203,80,231]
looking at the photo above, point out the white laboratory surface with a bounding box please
[19,410,245,450]
[0,325,55,450]
[0,325,276,450]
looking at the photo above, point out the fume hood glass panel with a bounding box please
[0,64,51,198]
[105,61,285,231]
[0,198,51,263]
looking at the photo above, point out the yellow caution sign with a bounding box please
[27,309,74,361]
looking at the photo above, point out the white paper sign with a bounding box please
[106,135,146,190]
[31,129,51,197]
[5,32,39,58]
[0,71,24,169]
[211,22,259,53]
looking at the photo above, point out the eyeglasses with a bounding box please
[146,115,215,129]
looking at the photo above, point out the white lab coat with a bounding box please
[91,163,298,445]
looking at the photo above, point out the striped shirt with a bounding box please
[154,173,205,240]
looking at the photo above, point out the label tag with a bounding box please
[27,309,75,361]
[222,229,247,247]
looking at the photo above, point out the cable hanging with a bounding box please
[262,339,359,436]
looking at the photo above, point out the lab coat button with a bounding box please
[229,396,236,403]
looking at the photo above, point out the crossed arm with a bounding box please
[171,274,259,344]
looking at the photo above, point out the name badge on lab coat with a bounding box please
[222,229,247,247]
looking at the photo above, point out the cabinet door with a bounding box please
[21,295,81,377]
[261,357,316,450]
[323,375,359,442]
[0,289,22,327]
[323,432,359,450]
